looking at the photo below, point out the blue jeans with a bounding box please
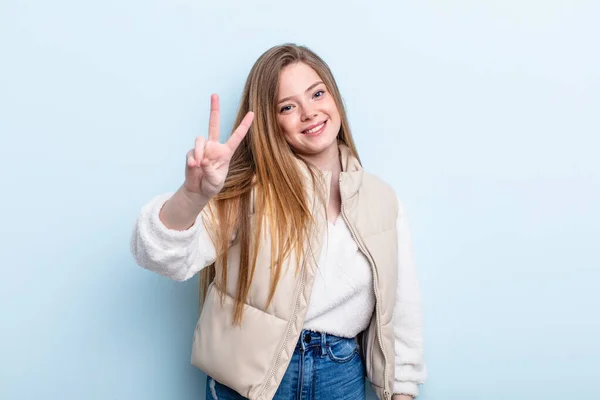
[206,330,366,399]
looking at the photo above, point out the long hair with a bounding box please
[199,43,361,325]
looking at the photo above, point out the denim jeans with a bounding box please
[206,329,366,399]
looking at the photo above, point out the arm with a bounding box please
[392,199,427,398]
[130,94,254,281]
[130,191,217,282]
[159,184,210,231]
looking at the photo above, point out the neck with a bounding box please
[300,143,341,175]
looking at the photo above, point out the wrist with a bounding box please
[158,186,209,231]
[179,185,210,210]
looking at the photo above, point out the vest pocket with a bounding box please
[192,283,289,398]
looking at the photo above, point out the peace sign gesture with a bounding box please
[183,94,254,199]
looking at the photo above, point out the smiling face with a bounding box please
[275,62,342,162]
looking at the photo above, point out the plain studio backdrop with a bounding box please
[1,1,598,399]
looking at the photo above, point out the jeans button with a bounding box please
[304,333,311,344]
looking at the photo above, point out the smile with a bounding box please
[301,120,327,136]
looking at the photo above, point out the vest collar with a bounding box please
[294,143,364,199]
[338,143,363,199]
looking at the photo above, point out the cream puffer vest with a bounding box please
[191,145,398,400]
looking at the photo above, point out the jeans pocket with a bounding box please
[207,377,247,400]
[207,378,219,400]
[326,338,359,363]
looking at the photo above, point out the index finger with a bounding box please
[208,94,220,142]
[226,111,254,152]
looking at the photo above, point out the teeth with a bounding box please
[304,122,325,134]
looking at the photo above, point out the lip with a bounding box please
[301,119,328,134]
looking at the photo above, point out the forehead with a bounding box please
[278,62,322,96]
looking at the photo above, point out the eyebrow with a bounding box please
[277,81,325,104]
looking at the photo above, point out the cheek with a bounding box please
[325,100,341,121]
[327,103,342,133]
[278,115,299,137]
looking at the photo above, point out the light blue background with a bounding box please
[1,1,598,399]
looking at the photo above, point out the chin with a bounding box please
[299,138,339,156]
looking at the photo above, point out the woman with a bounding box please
[131,44,426,400]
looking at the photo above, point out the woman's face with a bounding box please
[276,62,341,160]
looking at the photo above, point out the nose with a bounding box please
[300,103,317,122]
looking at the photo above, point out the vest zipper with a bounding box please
[338,174,391,400]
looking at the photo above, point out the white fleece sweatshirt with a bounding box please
[130,193,426,397]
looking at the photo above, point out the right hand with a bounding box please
[183,94,254,200]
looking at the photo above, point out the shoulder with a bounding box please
[359,171,400,215]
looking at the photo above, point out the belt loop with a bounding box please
[300,330,308,352]
[320,332,327,357]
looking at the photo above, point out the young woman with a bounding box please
[131,44,426,400]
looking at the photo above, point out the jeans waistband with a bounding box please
[296,329,354,352]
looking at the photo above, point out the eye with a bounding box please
[313,90,325,98]
[279,105,293,113]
